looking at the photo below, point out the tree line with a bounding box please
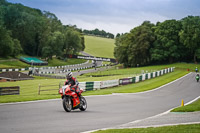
[114,16,200,67]
[0,0,85,60]
[83,28,114,39]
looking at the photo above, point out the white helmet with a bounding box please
[66,71,72,79]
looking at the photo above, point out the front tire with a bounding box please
[79,96,87,111]
[63,96,72,112]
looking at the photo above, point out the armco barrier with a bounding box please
[0,60,91,73]
[135,76,139,83]
[79,82,86,91]
[94,81,101,90]
[54,67,175,94]
[119,78,132,85]
[101,79,119,88]
[85,82,94,91]
[142,74,146,81]
[148,73,151,79]
[82,67,174,91]
[37,67,175,95]
[132,77,136,83]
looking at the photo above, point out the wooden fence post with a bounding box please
[38,84,40,95]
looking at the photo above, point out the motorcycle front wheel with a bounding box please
[63,96,72,112]
[79,96,87,111]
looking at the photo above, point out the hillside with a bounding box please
[84,35,115,58]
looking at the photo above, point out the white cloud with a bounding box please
[56,11,169,35]
[8,0,199,35]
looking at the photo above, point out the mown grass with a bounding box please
[0,60,30,68]
[47,58,86,66]
[84,35,115,58]
[171,98,200,112]
[93,124,200,133]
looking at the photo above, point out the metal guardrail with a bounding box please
[37,67,175,95]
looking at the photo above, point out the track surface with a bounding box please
[0,73,199,133]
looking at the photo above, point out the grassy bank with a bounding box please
[0,60,30,68]
[84,35,115,58]
[47,58,85,66]
[93,124,200,133]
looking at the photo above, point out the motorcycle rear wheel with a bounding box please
[63,96,72,112]
[79,96,87,111]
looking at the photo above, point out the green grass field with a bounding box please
[0,59,30,68]
[84,35,115,58]
[93,124,200,133]
[47,58,85,66]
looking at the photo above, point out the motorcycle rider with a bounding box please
[196,73,200,82]
[195,67,198,73]
[65,71,80,95]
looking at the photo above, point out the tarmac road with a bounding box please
[0,72,199,133]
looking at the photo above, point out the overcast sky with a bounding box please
[7,0,200,35]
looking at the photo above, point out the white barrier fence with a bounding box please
[78,67,175,91]
[39,67,175,94]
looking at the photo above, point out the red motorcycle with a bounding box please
[59,85,87,112]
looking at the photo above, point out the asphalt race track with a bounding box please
[0,72,199,133]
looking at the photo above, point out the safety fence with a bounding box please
[0,68,29,72]
[38,67,174,94]
[79,67,174,91]
[37,65,95,74]
[0,60,91,73]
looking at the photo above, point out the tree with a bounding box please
[0,26,14,57]
[114,33,129,66]
[114,21,155,67]
[179,16,200,63]
[42,31,64,59]
[64,29,83,55]
[151,20,183,63]
[116,33,121,38]
[127,21,155,66]
[0,0,85,59]
[12,39,22,57]
[83,28,115,39]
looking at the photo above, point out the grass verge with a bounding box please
[171,98,200,112]
[93,124,200,133]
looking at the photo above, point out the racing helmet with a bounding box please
[66,71,73,79]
